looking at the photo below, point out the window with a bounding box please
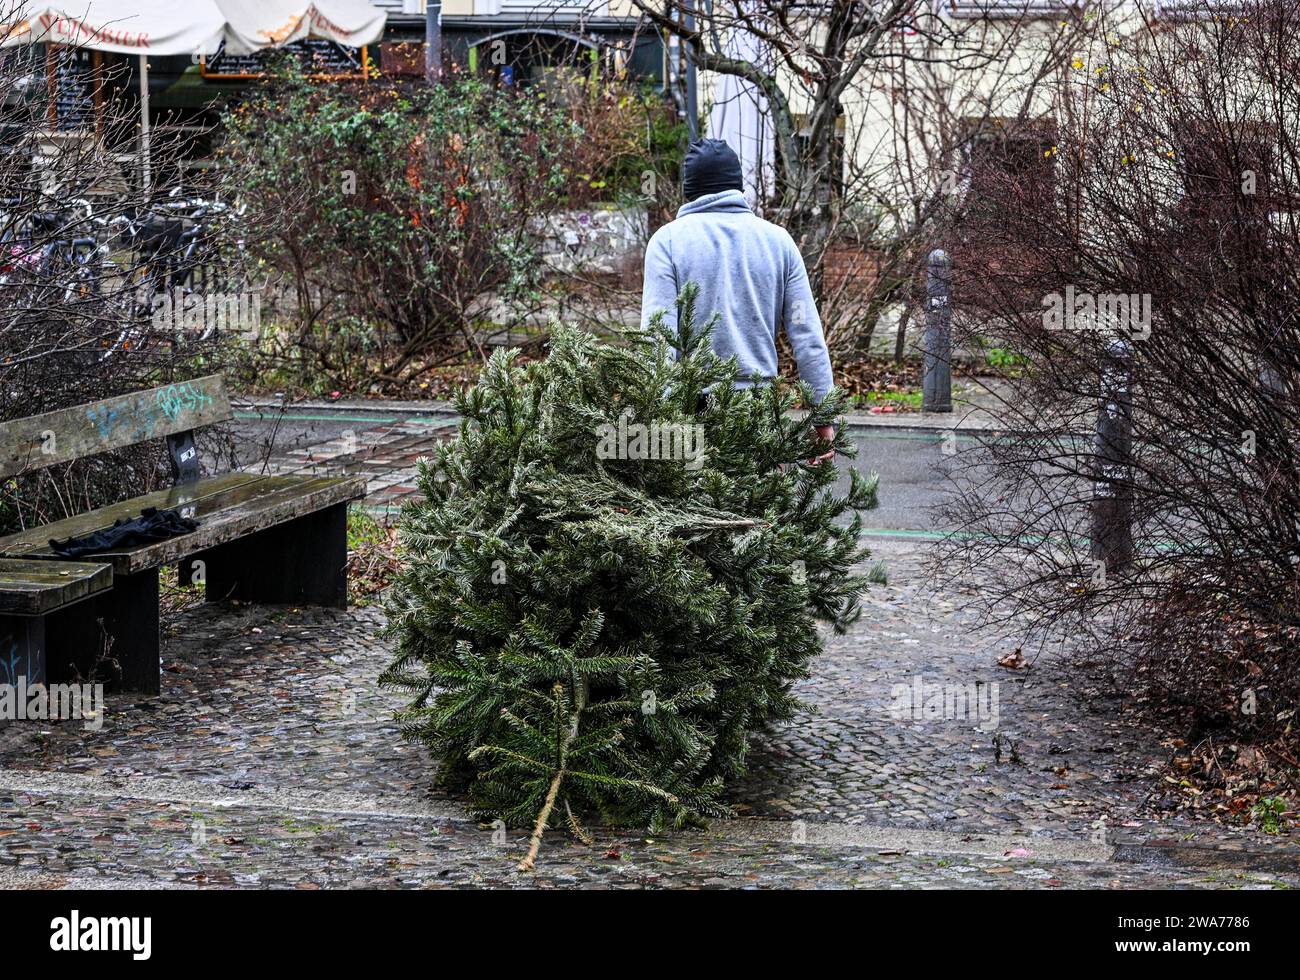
[1165,120,1279,278]
[1176,120,1277,211]
[780,112,847,205]
[499,1,604,13]
[961,116,1058,215]
[948,117,1058,276]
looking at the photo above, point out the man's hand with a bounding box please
[810,424,836,465]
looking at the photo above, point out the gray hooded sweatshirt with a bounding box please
[640,189,834,402]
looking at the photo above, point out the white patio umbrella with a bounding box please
[0,1,226,54]
[1,1,387,192]
[216,1,386,55]
[1,2,226,191]
[705,1,775,210]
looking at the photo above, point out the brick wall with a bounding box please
[821,241,882,297]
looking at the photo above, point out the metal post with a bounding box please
[922,248,952,413]
[138,54,152,194]
[1091,337,1134,574]
[425,0,443,84]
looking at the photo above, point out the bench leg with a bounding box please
[184,503,350,609]
[44,569,161,695]
[0,616,46,688]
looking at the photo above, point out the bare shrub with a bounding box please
[936,2,1300,758]
[0,38,237,533]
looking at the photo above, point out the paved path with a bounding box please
[1,398,1295,888]
[229,405,457,516]
[228,398,981,532]
[1,538,1295,888]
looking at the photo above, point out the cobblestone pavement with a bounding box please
[0,789,1292,889]
[0,411,1296,888]
[1,535,1296,888]
[733,539,1159,838]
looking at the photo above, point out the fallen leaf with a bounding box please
[998,648,1026,669]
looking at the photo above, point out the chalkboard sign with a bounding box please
[202,39,368,80]
[50,46,98,132]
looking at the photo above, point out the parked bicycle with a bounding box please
[107,189,247,355]
[0,187,249,362]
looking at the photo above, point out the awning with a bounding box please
[0,1,388,58]
[0,1,226,56]
[0,1,388,192]
[217,1,387,56]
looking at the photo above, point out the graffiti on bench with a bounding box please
[0,374,231,479]
[0,632,39,688]
[86,381,215,446]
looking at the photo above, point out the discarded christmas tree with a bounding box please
[381,285,879,869]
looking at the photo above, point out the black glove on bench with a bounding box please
[49,506,200,558]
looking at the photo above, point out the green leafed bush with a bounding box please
[381,286,879,867]
[219,71,577,380]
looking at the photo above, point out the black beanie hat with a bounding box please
[682,138,744,201]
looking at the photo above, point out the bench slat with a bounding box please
[0,375,233,478]
[0,471,263,555]
[0,558,112,616]
[3,473,366,575]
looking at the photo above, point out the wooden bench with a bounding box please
[0,375,366,693]
[0,558,113,687]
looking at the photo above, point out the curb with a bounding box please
[839,414,1000,434]
[232,395,1007,434]
[1112,839,1300,875]
[232,396,459,417]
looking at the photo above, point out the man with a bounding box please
[641,138,836,462]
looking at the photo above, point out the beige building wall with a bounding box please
[687,1,1260,220]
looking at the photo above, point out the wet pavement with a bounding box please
[0,407,1296,889]
[230,404,457,517]
[1,538,1296,889]
[732,542,1159,838]
[1,791,1291,890]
